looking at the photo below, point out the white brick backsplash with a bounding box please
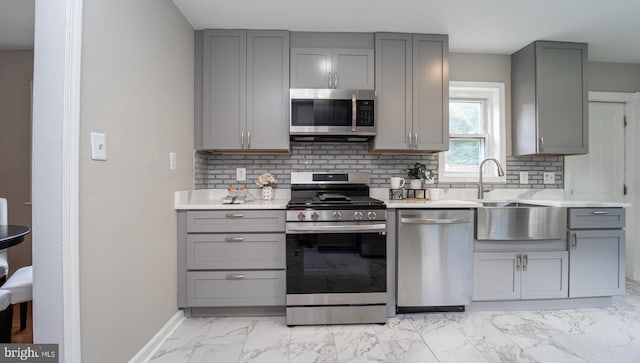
[194,143,564,189]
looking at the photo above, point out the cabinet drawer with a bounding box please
[186,233,285,269]
[186,210,285,233]
[187,270,285,307]
[568,208,625,229]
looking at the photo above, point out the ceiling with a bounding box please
[1,0,638,63]
[172,0,640,63]
[0,0,34,50]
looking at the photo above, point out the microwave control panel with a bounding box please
[356,100,374,126]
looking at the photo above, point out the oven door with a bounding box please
[286,222,387,296]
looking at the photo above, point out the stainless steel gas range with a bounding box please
[285,172,387,326]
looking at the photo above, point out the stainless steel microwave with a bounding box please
[290,89,375,141]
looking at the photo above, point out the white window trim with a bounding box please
[439,81,506,184]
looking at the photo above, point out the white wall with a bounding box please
[79,0,194,361]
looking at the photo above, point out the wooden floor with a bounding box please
[10,302,32,344]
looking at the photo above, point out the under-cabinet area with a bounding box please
[176,189,628,318]
[178,209,286,315]
[472,207,626,305]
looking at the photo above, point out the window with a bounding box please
[438,81,506,183]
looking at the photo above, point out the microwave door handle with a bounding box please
[352,93,357,131]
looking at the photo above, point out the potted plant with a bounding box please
[404,162,434,189]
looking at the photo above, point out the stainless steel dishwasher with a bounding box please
[396,209,474,313]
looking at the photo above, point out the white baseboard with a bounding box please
[128,310,185,363]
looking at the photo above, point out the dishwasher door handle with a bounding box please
[400,218,472,225]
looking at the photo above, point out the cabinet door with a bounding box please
[373,33,412,151]
[520,251,568,299]
[290,48,332,88]
[473,252,520,301]
[246,31,290,150]
[569,230,625,297]
[412,34,449,151]
[202,30,246,150]
[536,42,588,154]
[333,49,374,89]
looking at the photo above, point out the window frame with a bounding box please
[438,81,506,183]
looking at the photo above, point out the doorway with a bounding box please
[565,92,639,280]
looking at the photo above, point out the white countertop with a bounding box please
[176,188,630,210]
[175,189,289,210]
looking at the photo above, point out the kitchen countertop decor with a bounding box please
[175,189,289,210]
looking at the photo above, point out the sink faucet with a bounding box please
[478,157,505,199]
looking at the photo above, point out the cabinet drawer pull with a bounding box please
[225,237,244,242]
[225,213,244,218]
[571,233,577,249]
[225,274,245,280]
[591,211,609,215]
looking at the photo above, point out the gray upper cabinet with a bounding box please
[196,30,289,151]
[290,48,374,89]
[372,33,448,152]
[512,41,588,155]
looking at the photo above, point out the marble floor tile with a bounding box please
[150,280,640,363]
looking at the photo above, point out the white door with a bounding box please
[565,102,625,202]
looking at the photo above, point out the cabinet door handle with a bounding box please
[241,131,245,149]
[591,211,609,215]
[225,213,244,218]
[571,233,577,249]
[247,131,251,149]
[225,274,245,280]
[334,72,338,88]
[225,237,244,242]
[516,254,521,271]
[407,133,412,148]
[540,136,544,146]
[414,133,418,149]
[328,72,332,88]
[523,254,528,271]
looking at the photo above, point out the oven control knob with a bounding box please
[354,211,364,220]
[311,212,319,221]
[367,211,377,220]
[297,212,306,221]
[332,211,342,220]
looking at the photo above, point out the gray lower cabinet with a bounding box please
[290,48,374,89]
[372,33,448,152]
[511,41,588,155]
[196,30,289,151]
[178,210,286,309]
[473,251,569,301]
[568,208,626,297]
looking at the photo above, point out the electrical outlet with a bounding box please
[169,152,177,170]
[543,172,555,184]
[236,168,246,181]
[519,171,528,184]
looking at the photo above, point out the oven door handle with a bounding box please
[286,223,386,234]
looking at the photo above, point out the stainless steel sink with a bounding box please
[476,202,566,240]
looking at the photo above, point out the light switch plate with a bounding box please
[519,171,528,184]
[236,168,246,181]
[543,172,555,184]
[90,132,107,161]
